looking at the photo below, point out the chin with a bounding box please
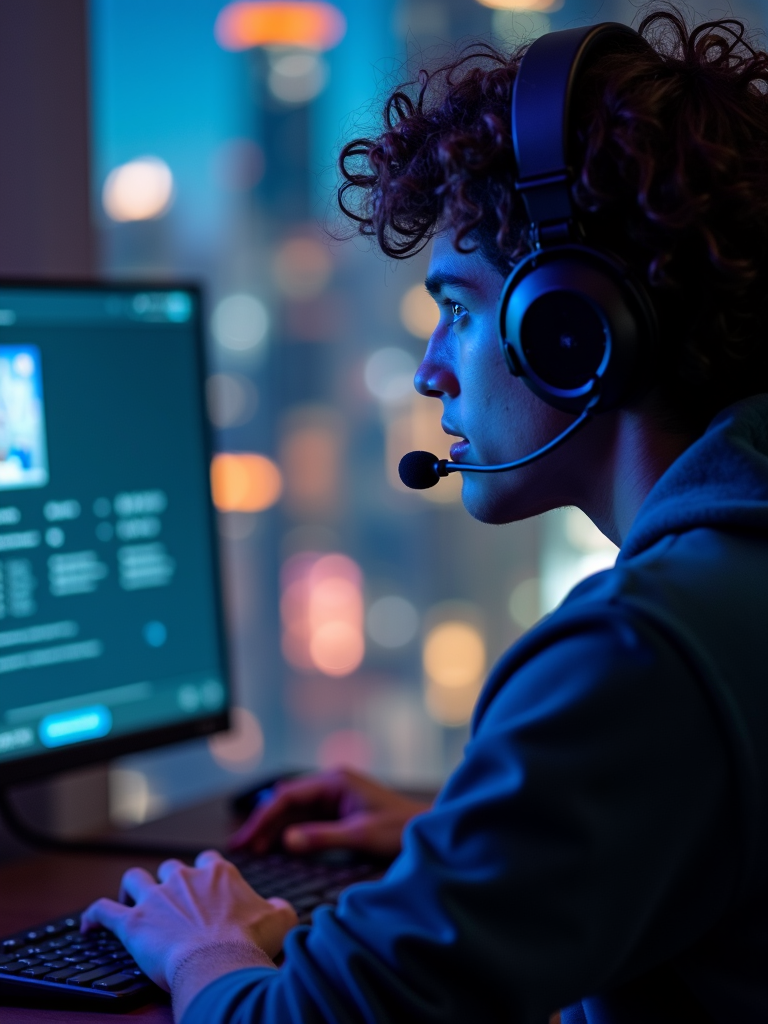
[460,471,557,525]
[460,477,528,525]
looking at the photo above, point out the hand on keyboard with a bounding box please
[80,849,297,1006]
[229,767,432,858]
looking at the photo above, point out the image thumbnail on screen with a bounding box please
[0,345,49,489]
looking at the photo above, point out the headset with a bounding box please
[399,23,659,491]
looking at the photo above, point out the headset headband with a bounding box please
[512,24,647,244]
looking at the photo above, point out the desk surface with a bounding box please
[0,849,173,1022]
[0,796,240,1023]
[0,793,247,1021]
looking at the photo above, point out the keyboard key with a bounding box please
[2,939,24,950]
[67,965,121,986]
[72,962,97,971]
[46,967,81,981]
[92,972,141,991]
[0,962,25,974]
[90,956,117,966]
[20,965,54,977]
[0,953,18,965]
[42,960,69,969]
[17,958,43,967]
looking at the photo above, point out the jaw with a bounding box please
[459,470,568,525]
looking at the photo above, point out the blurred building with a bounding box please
[90,0,766,825]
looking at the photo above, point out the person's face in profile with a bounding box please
[417,234,603,525]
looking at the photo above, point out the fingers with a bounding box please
[194,849,225,869]
[267,897,299,928]
[267,897,295,914]
[80,897,130,937]
[119,866,157,905]
[157,858,191,884]
[257,898,300,959]
[230,774,344,853]
[283,813,372,853]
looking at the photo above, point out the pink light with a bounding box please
[280,552,365,676]
[317,729,373,771]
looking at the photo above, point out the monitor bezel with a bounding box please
[0,278,231,787]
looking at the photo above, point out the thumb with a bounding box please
[283,815,370,853]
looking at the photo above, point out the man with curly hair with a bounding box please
[83,9,768,1024]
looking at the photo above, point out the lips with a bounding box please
[443,424,469,461]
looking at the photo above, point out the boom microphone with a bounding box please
[398,403,595,490]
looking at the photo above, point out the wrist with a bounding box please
[170,938,276,1023]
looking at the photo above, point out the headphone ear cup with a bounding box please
[498,246,656,414]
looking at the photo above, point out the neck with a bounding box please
[583,408,697,547]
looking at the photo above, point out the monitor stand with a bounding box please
[0,779,248,859]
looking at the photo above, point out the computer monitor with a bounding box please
[0,281,229,786]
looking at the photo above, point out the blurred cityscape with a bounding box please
[92,0,767,825]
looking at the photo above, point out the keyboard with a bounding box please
[0,848,385,1010]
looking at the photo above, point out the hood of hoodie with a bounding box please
[619,394,768,562]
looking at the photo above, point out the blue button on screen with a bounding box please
[39,705,113,748]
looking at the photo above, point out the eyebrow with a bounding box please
[424,272,478,296]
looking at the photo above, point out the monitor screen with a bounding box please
[0,282,228,785]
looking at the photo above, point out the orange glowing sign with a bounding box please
[215,2,347,52]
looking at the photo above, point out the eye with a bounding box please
[450,302,467,323]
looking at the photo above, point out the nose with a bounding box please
[414,334,459,399]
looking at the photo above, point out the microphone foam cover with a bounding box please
[399,450,441,490]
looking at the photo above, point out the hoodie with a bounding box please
[183,396,768,1024]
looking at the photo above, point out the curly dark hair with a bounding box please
[337,6,768,429]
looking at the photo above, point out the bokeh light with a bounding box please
[280,416,340,517]
[268,52,329,104]
[423,620,485,727]
[508,577,541,629]
[317,729,373,771]
[476,0,561,9]
[211,293,269,353]
[206,373,259,428]
[425,678,482,727]
[565,508,617,554]
[208,706,265,771]
[281,552,364,676]
[215,2,347,52]
[310,619,365,675]
[364,347,417,406]
[102,156,174,222]
[424,620,485,688]
[274,236,333,299]
[540,508,619,617]
[400,284,439,339]
[366,595,419,648]
[109,768,166,825]
[386,393,462,504]
[211,453,283,512]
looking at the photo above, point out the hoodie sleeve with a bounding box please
[181,610,739,1024]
